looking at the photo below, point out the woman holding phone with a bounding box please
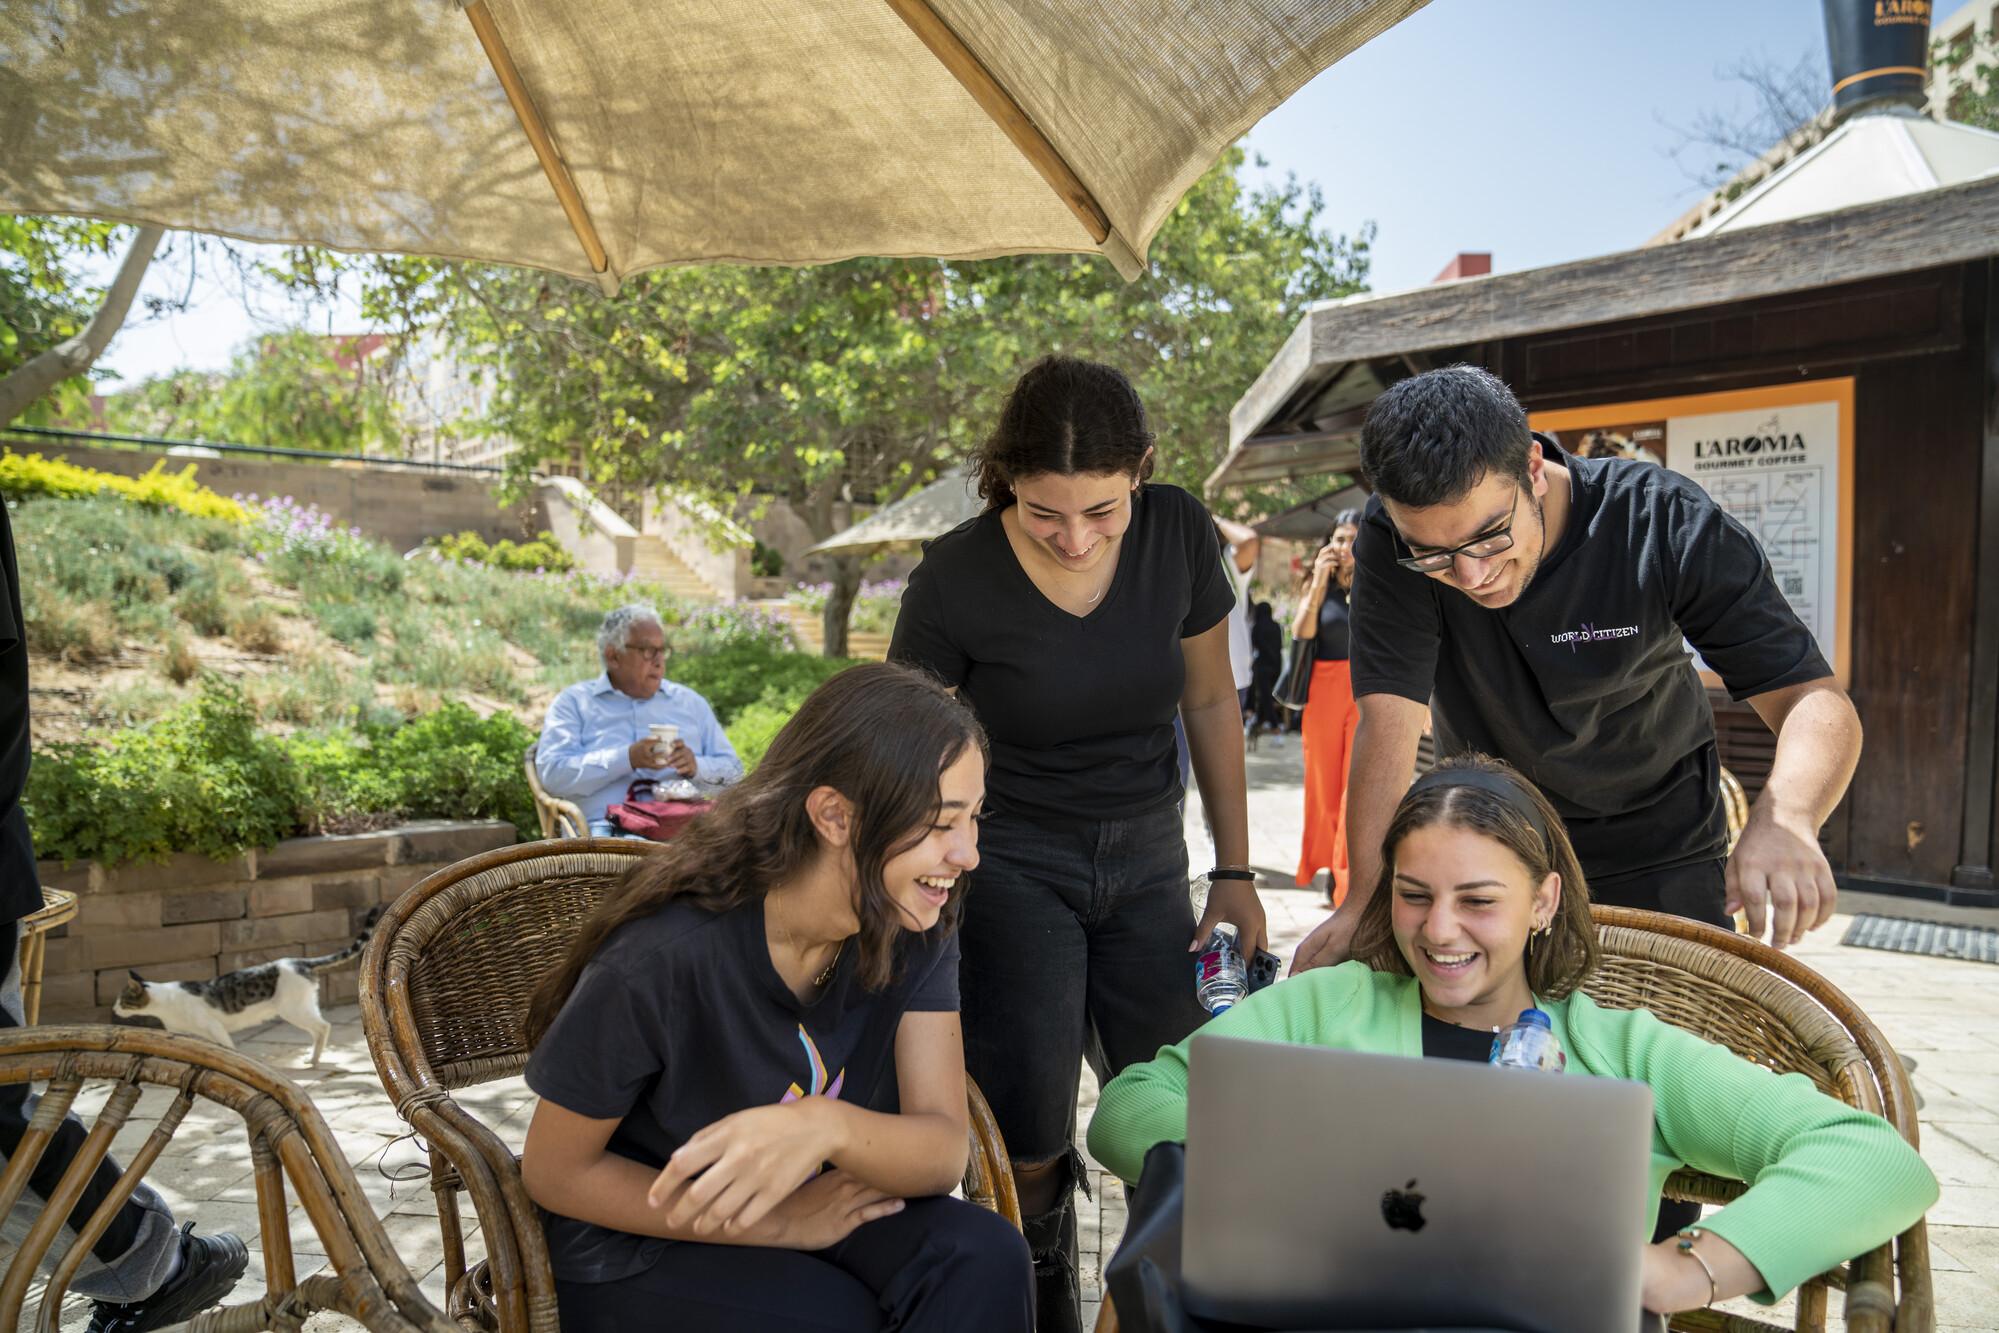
[1291,510,1363,904]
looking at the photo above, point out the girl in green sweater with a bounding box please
[1089,755,1936,1319]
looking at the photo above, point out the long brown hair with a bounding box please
[525,663,987,1046]
[1348,753,1599,999]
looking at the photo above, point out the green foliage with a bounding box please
[99,330,401,454]
[24,682,299,866]
[24,683,537,865]
[725,698,795,772]
[668,642,859,726]
[425,529,577,573]
[0,452,250,523]
[1937,31,1999,132]
[0,216,125,426]
[336,146,1367,585]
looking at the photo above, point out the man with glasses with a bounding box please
[536,602,743,838]
[1293,365,1860,972]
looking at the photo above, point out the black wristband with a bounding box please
[1206,868,1256,882]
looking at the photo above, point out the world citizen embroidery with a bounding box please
[1548,623,1640,651]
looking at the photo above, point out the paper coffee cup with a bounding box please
[648,723,679,746]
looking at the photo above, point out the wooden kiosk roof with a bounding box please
[1210,173,1999,491]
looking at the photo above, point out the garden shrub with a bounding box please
[0,452,249,523]
[24,682,298,866]
[667,642,859,725]
[426,529,576,574]
[790,578,906,635]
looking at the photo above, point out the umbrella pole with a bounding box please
[463,0,616,292]
[883,0,1142,279]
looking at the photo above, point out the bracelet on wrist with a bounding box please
[1206,868,1256,882]
[1675,1229,1718,1309]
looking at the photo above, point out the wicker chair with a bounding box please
[1585,906,1930,1333]
[17,884,79,1026]
[1720,765,1750,854]
[0,1024,455,1333]
[1095,906,1931,1333]
[359,839,1021,1333]
[521,744,587,840]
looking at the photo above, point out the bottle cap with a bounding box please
[1517,1007,1552,1029]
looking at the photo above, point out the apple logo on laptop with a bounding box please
[1380,1179,1427,1233]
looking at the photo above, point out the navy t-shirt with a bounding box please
[1350,439,1830,885]
[524,896,960,1283]
[889,483,1234,824]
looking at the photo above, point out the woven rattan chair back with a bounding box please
[0,1024,454,1333]
[521,744,587,841]
[1585,906,1931,1333]
[361,839,1020,1333]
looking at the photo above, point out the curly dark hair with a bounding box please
[972,355,1155,508]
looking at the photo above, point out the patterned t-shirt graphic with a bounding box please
[780,1025,846,1103]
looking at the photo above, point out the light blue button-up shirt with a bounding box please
[536,673,743,823]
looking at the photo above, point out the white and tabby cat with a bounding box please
[112,906,382,1066]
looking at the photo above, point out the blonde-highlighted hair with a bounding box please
[1348,753,1599,999]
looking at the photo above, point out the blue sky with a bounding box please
[89,0,1913,388]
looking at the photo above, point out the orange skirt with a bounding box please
[1296,658,1360,904]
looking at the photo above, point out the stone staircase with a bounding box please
[631,534,725,602]
[763,600,892,660]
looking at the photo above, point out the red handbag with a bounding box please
[606,779,715,842]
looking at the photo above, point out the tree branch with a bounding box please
[0,224,165,426]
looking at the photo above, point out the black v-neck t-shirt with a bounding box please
[1350,439,1829,885]
[889,483,1234,824]
[1,502,44,925]
[524,896,959,1283]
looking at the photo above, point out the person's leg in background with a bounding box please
[0,918,248,1332]
[957,813,1095,1333]
[1295,659,1351,900]
[1325,661,1363,908]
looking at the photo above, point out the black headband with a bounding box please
[1407,768,1554,854]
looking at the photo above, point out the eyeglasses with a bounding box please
[623,644,670,663]
[1392,492,1520,574]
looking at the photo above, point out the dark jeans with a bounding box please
[1590,857,1731,930]
[552,1196,1031,1332]
[1589,856,1731,1240]
[963,804,1207,1332]
[963,805,1206,1165]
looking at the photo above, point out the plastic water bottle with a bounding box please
[1490,1007,1566,1072]
[1195,923,1248,1015]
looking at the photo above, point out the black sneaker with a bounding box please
[88,1222,249,1333]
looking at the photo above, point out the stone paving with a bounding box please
[20,737,1999,1331]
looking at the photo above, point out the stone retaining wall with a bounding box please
[34,820,518,1021]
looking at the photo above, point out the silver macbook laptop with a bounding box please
[1183,1034,1656,1333]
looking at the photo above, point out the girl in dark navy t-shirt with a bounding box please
[522,664,1031,1332]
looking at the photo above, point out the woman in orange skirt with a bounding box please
[1292,511,1361,904]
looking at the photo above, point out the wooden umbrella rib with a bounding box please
[462,0,611,280]
[883,0,1116,249]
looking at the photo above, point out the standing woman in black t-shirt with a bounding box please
[521,665,1032,1333]
[889,356,1260,1333]
[1291,509,1363,905]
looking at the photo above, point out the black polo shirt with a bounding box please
[1350,439,1830,886]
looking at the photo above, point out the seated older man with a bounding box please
[537,604,743,838]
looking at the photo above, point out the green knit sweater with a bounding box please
[1087,963,1937,1303]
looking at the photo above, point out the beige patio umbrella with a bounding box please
[0,0,1424,290]
[808,470,984,558]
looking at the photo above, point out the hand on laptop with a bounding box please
[1288,908,1354,975]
